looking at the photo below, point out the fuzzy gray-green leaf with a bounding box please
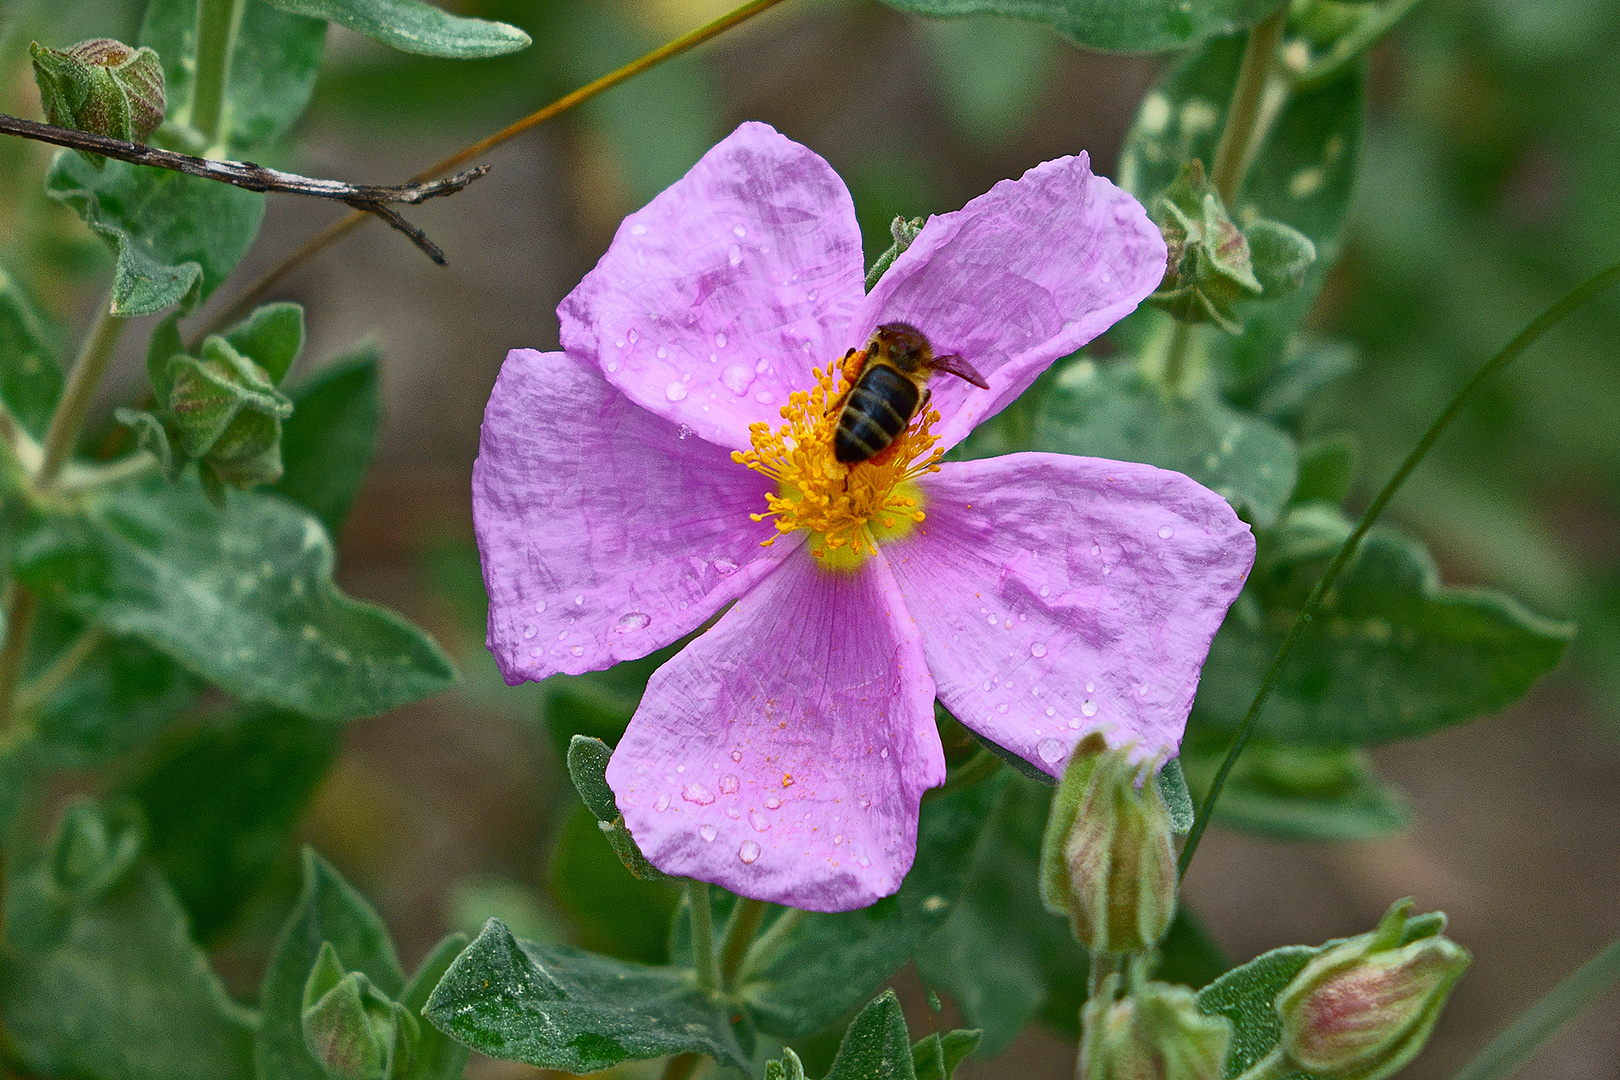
[259,0,529,58]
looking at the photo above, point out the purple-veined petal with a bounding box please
[472,349,792,683]
[559,122,867,452]
[855,154,1165,452]
[884,453,1253,773]
[605,551,945,912]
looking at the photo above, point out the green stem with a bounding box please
[0,587,38,729]
[717,897,768,991]
[687,882,720,995]
[190,0,248,147]
[1449,935,1620,1080]
[1231,1048,1296,1080]
[1210,4,1289,205]
[14,626,102,715]
[1177,257,1620,880]
[1158,321,1199,396]
[737,906,804,984]
[37,300,124,487]
[1294,0,1423,91]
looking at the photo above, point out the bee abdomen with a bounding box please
[835,365,920,464]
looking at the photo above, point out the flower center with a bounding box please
[732,351,945,569]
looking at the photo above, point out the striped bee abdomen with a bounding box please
[834,363,921,464]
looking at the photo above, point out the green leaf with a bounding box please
[1193,524,1575,744]
[258,849,406,1080]
[422,918,751,1072]
[874,0,1279,53]
[737,773,1006,1039]
[564,734,669,883]
[46,154,265,315]
[911,1028,982,1080]
[13,476,457,720]
[919,17,1057,149]
[399,934,472,1080]
[765,1048,810,1080]
[825,991,915,1080]
[222,301,304,383]
[1196,946,1318,1080]
[1178,731,1409,841]
[274,346,380,534]
[1158,758,1195,834]
[1029,358,1298,526]
[125,708,341,942]
[547,803,678,964]
[0,264,64,437]
[1118,35,1364,392]
[0,802,257,1080]
[140,0,328,151]
[115,407,180,480]
[260,0,530,58]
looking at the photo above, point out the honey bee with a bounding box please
[833,323,989,465]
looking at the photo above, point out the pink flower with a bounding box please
[473,123,1254,912]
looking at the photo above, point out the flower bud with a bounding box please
[164,335,293,489]
[301,942,419,1080]
[1040,734,1178,954]
[30,38,165,164]
[1081,974,1231,1080]
[1275,899,1470,1080]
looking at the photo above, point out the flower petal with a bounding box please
[605,552,944,912]
[559,121,867,452]
[884,453,1253,773]
[855,154,1165,451]
[472,349,791,682]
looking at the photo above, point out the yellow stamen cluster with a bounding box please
[732,359,945,566]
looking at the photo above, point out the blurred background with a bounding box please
[2,0,1618,1076]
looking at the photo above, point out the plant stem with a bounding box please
[1209,4,1289,206]
[0,587,38,730]
[737,906,804,984]
[203,0,792,332]
[38,300,124,487]
[688,882,720,995]
[1231,1048,1296,1080]
[190,0,248,147]
[1159,321,1198,395]
[1086,951,1122,1004]
[14,626,102,715]
[1449,934,1620,1080]
[1177,257,1620,880]
[718,897,768,991]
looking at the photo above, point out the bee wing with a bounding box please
[930,352,990,390]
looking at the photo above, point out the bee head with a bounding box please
[872,322,932,373]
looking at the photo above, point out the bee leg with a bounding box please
[918,387,933,418]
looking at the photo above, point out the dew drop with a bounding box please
[730,750,743,763]
[713,557,740,576]
[1045,706,1057,717]
[715,331,728,348]
[859,797,871,809]
[574,594,585,606]
[1039,584,1051,597]
[726,808,741,819]
[700,824,717,842]
[1100,269,1112,283]
[755,357,770,373]
[630,223,647,235]
[749,811,769,832]
[655,795,671,811]
[570,645,584,656]
[627,329,638,344]
[614,611,651,634]
[615,338,626,349]
[605,361,619,372]
[1082,699,1098,717]
[1037,738,1065,764]
[1086,682,1095,692]
[857,856,870,868]
[523,624,537,639]
[655,345,668,359]
[676,764,685,773]
[753,389,776,405]
[733,224,747,238]
[721,362,755,395]
[807,288,819,301]
[880,747,889,759]
[728,244,743,266]
[834,833,844,845]
[996,703,1009,714]
[739,840,761,863]
[1091,543,1101,556]
[665,381,688,401]
[682,783,715,805]
[535,600,547,613]
[558,629,568,640]
[1159,525,1175,539]
[1031,641,1048,658]
[676,424,693,440]
[719,774,739,794]
[982,679,993,691]
[1069,718,1081,729]
[529,646,543,657]
[986,613,998,626]
[765,796,781,809]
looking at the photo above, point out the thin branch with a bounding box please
[0,112,489,265]
[204,0,793,328]
[1176,257,1620,880]
[14,626,104,716]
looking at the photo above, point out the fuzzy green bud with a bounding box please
[1082,974,1231,1080]
[164,335,293,488]
[301,942,419,1080]
[1273,899,1470,1080]
[30,38,165,165]
[1040,734,1178,954]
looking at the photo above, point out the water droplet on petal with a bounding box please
[682,784,715,805]
[749,811,769,832]
[574,594,585,606]
[1091,543,1101,556]
[764,796,781,809]
[1082,699,1099,717]
[713,557,740,576]
[859,796,871,809]
[728,244,743,266]
[739,840,761,863]
[754,389,776,405]
[755,357,770,373]
[726,808,740,819]
[1038,738,1065,764]
[1159,525,1175,539]
[1069,718,1081,729]
[1039,584,1050,597]
[630,223,647,235]
[880,747,889,759]
[665,382,688,402]
[700,824,717,842]
[1031,641,1048,658]
[834,833,844,845]
[656,345,669,359]
[721,362,755,395]
[982,680,992,691]
[1101,270,1112,283]
[535,600,547,613]
[719,774,739,794]
[1086,682,1095,692]
[676,424,693,440]
[570,645,584,656]
[628,329,639,344]
[986,613,998,626]
[614,612,651,634]
[996,703,1009,714]
[715,331,728,348]
[730,750,743,763]
[857,856,870,868]
[523,624,537,639]
[655,795,670,811]
[615,338,626,349]
[1045,706,1056,717]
